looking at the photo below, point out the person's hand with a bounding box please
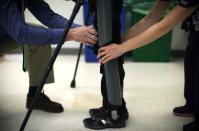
[97,44,126,64]
[66,26,97,45]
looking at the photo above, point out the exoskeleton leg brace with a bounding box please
[96,0,122,106]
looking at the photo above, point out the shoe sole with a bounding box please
[83,120,126,130]
[173,112,193,117]
[84,125,126,130]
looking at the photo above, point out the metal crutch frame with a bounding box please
[70,2,91,88]
[19,0,84,130]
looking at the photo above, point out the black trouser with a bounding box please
[90,0,126,108]
[184,31,199,115]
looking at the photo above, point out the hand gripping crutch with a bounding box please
[19,0,84,130]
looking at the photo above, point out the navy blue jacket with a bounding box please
[0,0,78,45]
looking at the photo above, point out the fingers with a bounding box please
[97,48,107,59]
[83,25,98,36]
[87,27,98,41]
[81,31,97,44]
[85,36,97,44]
[101,56,112,64]
[82,26,98,44]
[99,53,111,64]
[97,47,112,64]
[98,47,106,53]
[88,33,98,41]
[97,44,121,64]
[88,26,98,36]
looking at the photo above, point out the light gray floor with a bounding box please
[0,55,193,131]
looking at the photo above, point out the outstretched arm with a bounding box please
[0,0,65,45]
[98,4,198,64]
[0,0,97,45]
[122,0,171,41]
[123,5,197,52]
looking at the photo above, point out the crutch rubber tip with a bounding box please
[70,80,76,88]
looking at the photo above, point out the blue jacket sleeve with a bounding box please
[0,0,65,45]
[27,0,80,29]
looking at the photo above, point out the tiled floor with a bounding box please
[0,55,193,131]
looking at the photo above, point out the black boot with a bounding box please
[89,106,107,117]
[26,91,64,113]
[173,104,193,117]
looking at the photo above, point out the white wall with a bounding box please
[25,0,84,49]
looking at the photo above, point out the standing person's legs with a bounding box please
[192,32,199,120]
[183,59,199,131]
[84,58,128,129]
[173,31,197,117]
[194,57,199,120]
[83,0,128,129]
[183,31,199,131]
[89,60,128,119]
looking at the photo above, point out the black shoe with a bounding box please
[183,120,199,131]
[173,105,193,117]
[26,92,64,113]
[89,107,106,117]
[89,106,129,120]
[84,109,126,130]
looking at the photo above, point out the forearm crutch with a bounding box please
[19,0,84,130]
[70,5,91,88]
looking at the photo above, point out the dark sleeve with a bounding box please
[178,0,199,8]
[27,0,79,29]
[0,0,65,45]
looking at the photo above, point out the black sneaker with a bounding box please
[89,106,129,120]
[26,92,64,113]
[183,120,199,131]
[89,107,106,117]
[173,105,193,117]
[83,109,126,130]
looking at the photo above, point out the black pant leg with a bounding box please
[188,31,199,115]
[194,55,199,115]
[184,31,199,111]
[100,66,108,107]
[184,32,197,108]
